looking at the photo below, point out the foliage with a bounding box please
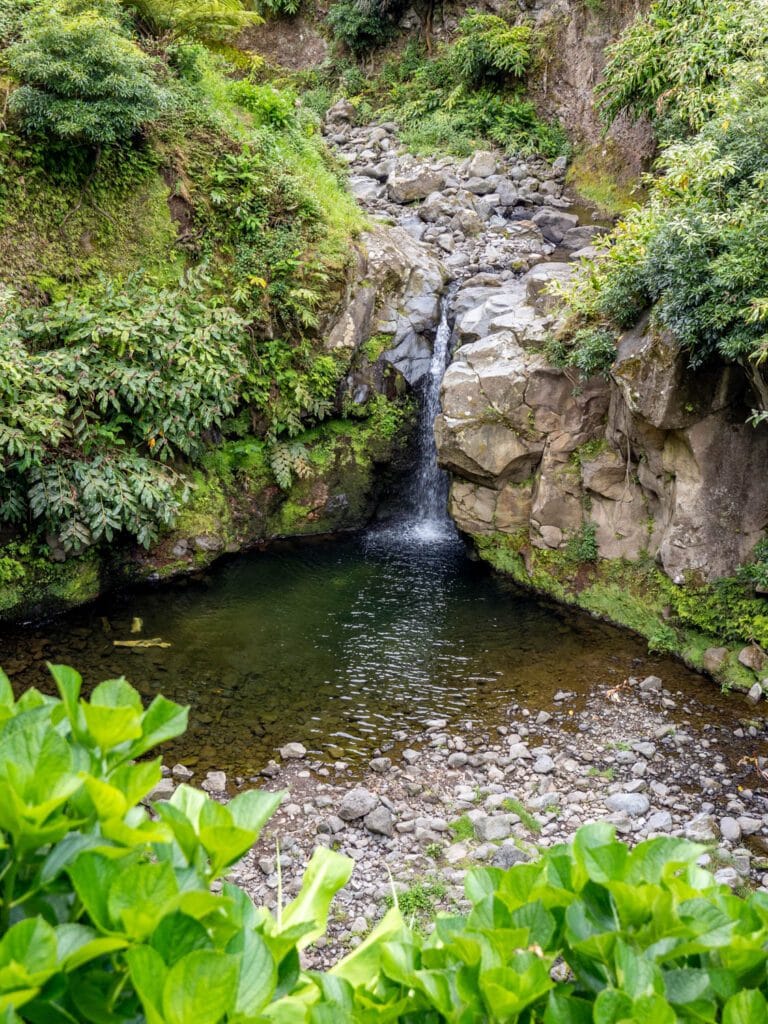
[325,0,404,57]
[3,666,768,1024]
[257,0,303,17]
[7,4,168,145]
[452,12,534,87]
[562,18,768,393]
[0,271,247,549]
[565,520,599,563]
[548,326,616,378]
[126,0,261,43]
[336,31,566,159]
[598,0,768,136]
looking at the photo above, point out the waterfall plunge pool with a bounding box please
[0,525,754,779]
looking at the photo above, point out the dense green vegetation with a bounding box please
[2,662,768,1023]
[561,0,768,394]
[0,0,375,557]
[303,13,568,158]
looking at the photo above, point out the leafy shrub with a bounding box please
[228,80,298,129]
[453,11,534,87]
[7,5,168,145]
[257,0,302,16]
[598,0,768,135]
[3,663,768,1024]
[127,0,260,42]
[566,520,599,563]
[0,271,247,549]
[325,0,403,56]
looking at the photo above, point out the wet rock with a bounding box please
[605,793,649,817]
[364,805,394,837]
[202,770,227,793]
[194,535,224,553]
[280,742,307,760]
[369,757,392,773]
[747,682,763,705]
[339,788,379,821]
[531,209,578,244]
[172,763,193,780]
[402,749,420,764]
[639,676,663,693]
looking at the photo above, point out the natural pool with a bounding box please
[0,523,748,777]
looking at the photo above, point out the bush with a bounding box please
[453,11,534,87]
[0,270,247,549]
[598,0,768,136]
[325,0,403,56]
[2,661,768,1023]
[127,0,260,42]
[7,5,168,145]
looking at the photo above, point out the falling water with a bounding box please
[407,293,456,540]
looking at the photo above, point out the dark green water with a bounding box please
[0,527,737,776]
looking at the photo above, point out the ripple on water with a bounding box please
[0,532,744,776]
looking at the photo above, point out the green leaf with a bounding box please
[228,929,276,1015]
[81,703,142,752]
[127,946,167,1024]
[228,788,284,833]
[574,823,628,884]
[127,695,189,760]
[723,990,768,1024]
[47,664,82,731]
[107,861,179,940]
[162,950,238,1024]
[0,919,58,988]
[280,847,354,950]
[68,851,126,932]
[544,990,593,1023]
[0,668,14,709]
[151,912,213,967]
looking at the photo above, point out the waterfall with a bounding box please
[406,293,456,542]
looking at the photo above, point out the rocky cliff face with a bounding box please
[436,281,768,586]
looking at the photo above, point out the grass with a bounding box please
[501,798,542,835]
[386,878,448,933]
[449,815,476,841]
[587,767,615,781]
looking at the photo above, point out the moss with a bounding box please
[0,542,101,622]
[566,141,645,217]
[473,533,759,692]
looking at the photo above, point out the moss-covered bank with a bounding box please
[0,398,414,624]
[473,532,763,694]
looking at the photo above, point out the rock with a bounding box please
[738,646,766,672]
[148,778,175,801]
[402,748,420,764]
[325,98,357,125]
[522,262,573,314]
[363,805,394,837]
[736,816,763,835]
[369,757,392,773]
[201,770,227,793]
[646,810,673,832]
[560,225,609,251]
[388,167,446,204]
[280,742,307,760]
[492,844,531,869]
[475,814,515,842]
[508,742,532,760]
[714,867,741,888]
[531,209,578,244]
[339,788,379,821]
[194,534,224,553]
[685,813,717,842]
[533,755,555,774]
[720,817,742,842]
[467,151,498,178]
[703,647,729,673]
[171,763,193,780]
[447,752,469,768]
[747,682,763,705]
[639,676,663,692]
[605,793,649,817]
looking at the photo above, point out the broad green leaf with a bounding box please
[227,788,284,833]
[68,851,127,932]
[46,664,82,732]
[544,990,593,1023]
[162,950,238,1024]
[127,945,167,1024]
[615,939,660,999]
[55,923,129,971]
[331,907,406,986]
[0,669,14,709]
[723,990,768,1024]
[0,919,58,987]
[41,833,105,885]
[127,695,189,760]
[81,703,142,752]
[593,988,633,1024]
[83,777,128,820]
[151,912,213,967]
[107,861,179,940]
[574,823,628,884]
[109,758,162,805]
[90,678,143,711]
[280,847,354,950]
[228,929,276,1015]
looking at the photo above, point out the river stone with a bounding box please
[508,742,532,759]
[714,867,741,888]
[475,814,515,842]
[447,752,469,768]
[202,770,227,793]
[172,763,193,780]
[531,208,578,243]
[646,810,673,832]
[280,742,307,759]
[639,675,663,692]
[533,755,555,774]
[467,150,498,178]
[339,788,379,821]
[738,646,766,672]
[703,647,729,673]
[720,817,742,842]
[492,844,531,869]
[388,167,446,203]
[364,805,394,837]
[747,682,763,704]
[736,816,763,835]
[148,778,175,801]
[369,757,392,772]
[685,813,717,842]
[605,793,649,817]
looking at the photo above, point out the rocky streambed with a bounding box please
[159,670,768,968]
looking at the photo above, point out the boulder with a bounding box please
[363,805,394,836]
[605,793,649,817]
[339,788,379,821]
[279,742,307,759]
[388,167,447,203]
[467,150,498,178]
[702,647,729,673]
[522,262,573,314]
[531,209,579,243]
